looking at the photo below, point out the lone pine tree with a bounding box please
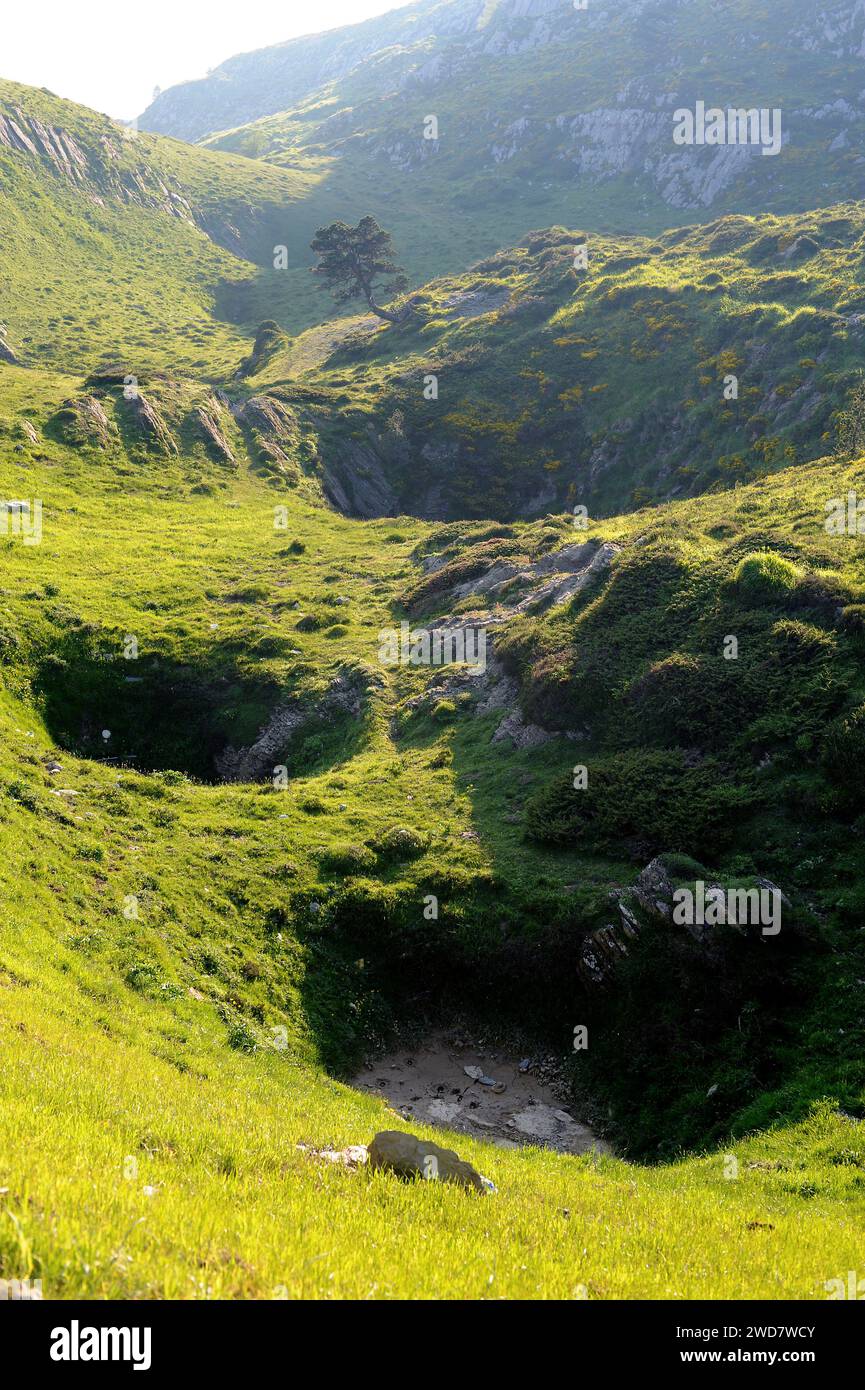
[310,216,409,322]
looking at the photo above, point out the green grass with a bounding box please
[1,69,864,1300]
[1,354,864,1297]
[2,976,862,1300]
[0,79,323,374]
[245,209,865,519]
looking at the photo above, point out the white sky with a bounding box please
[1,0,401,122]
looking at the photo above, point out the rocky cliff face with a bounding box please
[0,83,295,265]
[0,100,196,221]
[140,0,487,142]
[140,0,865,220]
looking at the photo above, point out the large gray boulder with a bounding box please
[368,1130,486,1193]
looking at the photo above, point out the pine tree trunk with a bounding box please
[366,295,404,323]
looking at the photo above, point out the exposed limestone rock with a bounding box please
[320,440,400,518]
[631,856,677,922]
[298,1142,369,1170]
[533,541,597,575]
[53,396,115,449]
[491,709,553,749]
[579,858,794,986]
[0,110,89,177]
[236,395,299,476]
[513,542,621,614]
[0,332,19,365]
[194,399,234,463]
[0,103,166,207]
[17,420,39,445]
[578,923,634,989]
[451,560,522,602]
[398,543,619,737]
[443,286,511,318]
[429,539,620,624]
[124,392,178,455]
[216,666,378,783]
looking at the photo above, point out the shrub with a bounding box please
[524,750,751,857]
[769,620,834,663]
[840,604,865,636]
[432,699,457,720]
[733,551,801,604]
[822,703,865,805]
[227,1019,258,1053]
[125,961,160,993]
[373,825,429,860]
[319,843,378,873]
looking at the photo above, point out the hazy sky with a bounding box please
[2,0,401,122]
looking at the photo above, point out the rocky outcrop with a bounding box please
[140,0,865,222]
[194,399,234,463]
[0,110,88,179]
[53,396,115,449]
[443,286,511,318]
[491,709,553,750]
[0,331,19,365]
[235,395,299,477]
[578,857,793,987]
[320,440,400,518]
[419,538,619,622]
[515,542,622,614]
[0,102,196,222]
[216,666,378,783]
[124,393,178,456]
[397,541,619,737]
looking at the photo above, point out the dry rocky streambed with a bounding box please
[351,1033,610,1157]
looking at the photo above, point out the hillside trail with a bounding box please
[352,1032,611,1156]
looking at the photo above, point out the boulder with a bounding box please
[632,855,676,921]
[491,709,553,749]
[368,1130,486,1193]
[195,399,234,462]
[125,392,178,455]
[53,396,115,449]
[237,394,299,472]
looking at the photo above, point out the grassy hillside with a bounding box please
[0,80,327,372]
[249,208,865,518]
[137,0,865,331]
[1,354,863,1297]
[1,61,863,1303]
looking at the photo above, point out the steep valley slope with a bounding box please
[0,68,863,1300]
